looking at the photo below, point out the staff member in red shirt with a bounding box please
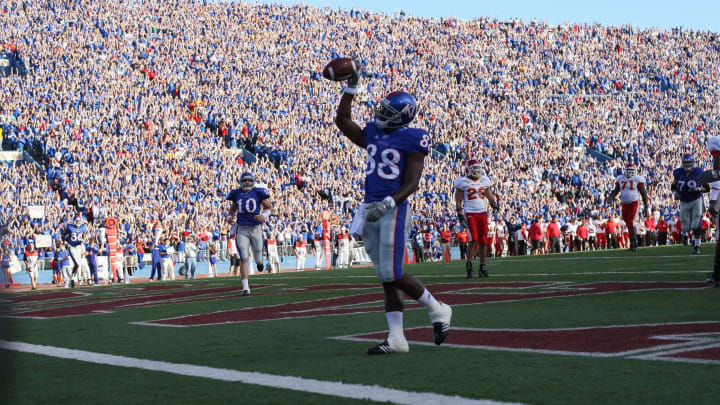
[656,217,669,246]
[546,216,562,253]
[439,224,452,261]
[644,216,657,246]
[529,218,543,255]
[576,219,589,252]
[604,216,617,249]
[455,228,469,260]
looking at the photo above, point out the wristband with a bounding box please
[343,87,357,95]
[261,209,271,219]
[383,196,396,208]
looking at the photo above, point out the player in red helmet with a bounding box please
[455,159,500,277]
[607,163,650,252]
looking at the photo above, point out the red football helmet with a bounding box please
[624,164,636,178]
[467,159,483,179]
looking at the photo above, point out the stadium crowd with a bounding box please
[1,0,720,277]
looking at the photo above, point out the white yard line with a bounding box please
[0,340,525,405]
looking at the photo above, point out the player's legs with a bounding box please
[236,229,253,293]
[363,204,452,355]
[76,246,89,282]
[248,226,264,272]
[67,244,84,285]
[467,213,489,276]
[680,201,692,246]
[622,202,639,250]
[685,199,704,253]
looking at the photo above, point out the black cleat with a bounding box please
[465,261,473,278]
[256,263,264,272]
[241,290,250,296]
[693,246,701,254]
[367,341,392,355]
[479,264,489,277]
[709,273,720,288]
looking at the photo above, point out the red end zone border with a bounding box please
[333,321,720,365]
[130,281,709,327]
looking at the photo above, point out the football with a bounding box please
[322,57,361,81]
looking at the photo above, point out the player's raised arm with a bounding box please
[334,89,365,147]
[331,59,365,147]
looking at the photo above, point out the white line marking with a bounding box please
[0,340,525,405]
[631,342,720,365]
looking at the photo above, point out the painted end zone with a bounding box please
[336,322,720,364]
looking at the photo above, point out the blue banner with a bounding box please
[585,147,613,163]
[0,51,28,76]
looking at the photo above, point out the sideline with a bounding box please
[0,340,524,405]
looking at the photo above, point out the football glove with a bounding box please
[346,58,363,90]
[710,200,718,218]
[365,196,395,222]
[698,169,720,186]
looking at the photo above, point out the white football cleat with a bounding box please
[430,302,452,345]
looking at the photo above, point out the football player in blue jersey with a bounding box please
[671,154,709,254]
[226,172,273,296]
[62,216,89,288]
[335,61,452,355]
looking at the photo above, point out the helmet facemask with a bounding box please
[374,99,403,129]
[469,164,483,179]
[240,174,255,191]
[682,156,695,174]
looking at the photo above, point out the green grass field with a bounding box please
[1,244,719,404]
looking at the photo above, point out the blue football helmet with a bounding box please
[374,91,418,129]
[682,153,695,172]
[240,172,255,191]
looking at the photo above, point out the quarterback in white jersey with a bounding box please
[608,164,650,251]
[455,159,499,277]
[697,135,720,287]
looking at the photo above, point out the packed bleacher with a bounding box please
[1,0,719,278]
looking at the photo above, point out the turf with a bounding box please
[1,244,718,404]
